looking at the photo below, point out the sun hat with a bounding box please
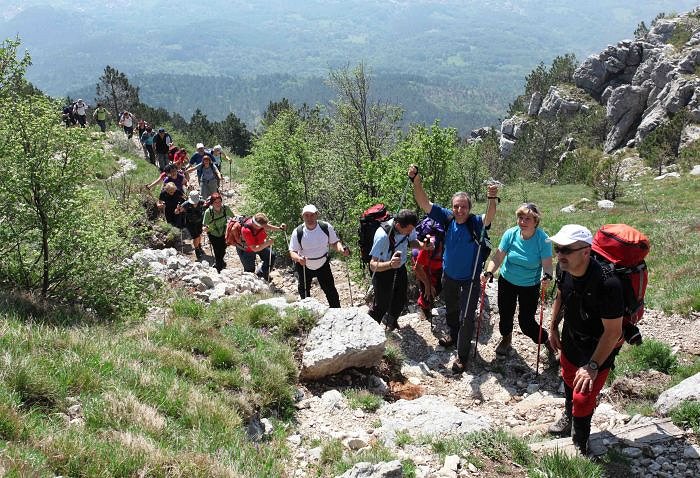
[302,204,318,214]
[547,224,593,246]
[213,144,222,151]
[196,142,205,149]
[188,190,200,204]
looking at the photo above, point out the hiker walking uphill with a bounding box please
[186,155,221,201]
[92,103,110,133]
[153,128,172,171]
[140,126,156,164]
[546,224,624,456]
[178,190,206,261]
[413,217,446,322]
[202,192,235,273]
[158,182,185,227]
[119,111,135,139]
[236,213,286,281]
[73,99,88,127]
[482,203,555,359]
[408,165,498,373]
[146,164,189,193]
[289,205,350,308]
[368,210,420,330]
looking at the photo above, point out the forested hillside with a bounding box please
[4,0,699,132]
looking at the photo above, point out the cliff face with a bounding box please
[574,13,700,152]
[497,10,700,159]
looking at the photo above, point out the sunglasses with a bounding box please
[520,202,540,214]
[554,245,589,255]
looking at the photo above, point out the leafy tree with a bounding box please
[95,65,140,118]
[327,62,403,199]
[0,94,148,316]
[0,37,31,104]
[589,153,624,200]
[261,98,294,129]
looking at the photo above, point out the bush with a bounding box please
[670,400,700,433]
[588,153,624,200]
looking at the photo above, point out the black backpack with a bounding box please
[358,204,392,267]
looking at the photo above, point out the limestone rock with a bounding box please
[655,372,700,414]
[678,49,700,72]
[499,137,515,158]
[528,91,543,116]
[335,460,403,478]
[680,124,700,151]
[605,85,648,152]
[377,395,491,443]
[690,165,700,176]
[538,86,582,119]
[597,200,614,209]
[574,56,608,95]
[301,308,386,380]
[560,205,576,213]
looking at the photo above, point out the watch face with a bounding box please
[589,361,598,370]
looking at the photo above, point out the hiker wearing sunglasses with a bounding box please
[546,224,624,456]
[408,165,498,373]
[481,203,555,359]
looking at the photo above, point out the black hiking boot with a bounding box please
[572,415,593,456]
[548,399,572,436]
[495,333,512,357]
[195,247,203,260]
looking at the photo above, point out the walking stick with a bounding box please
[268,245,273,282]
[535,286,546,376]
[345,258,354,306]
[473,281,487,358]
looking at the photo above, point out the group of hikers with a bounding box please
[147,149,627,455]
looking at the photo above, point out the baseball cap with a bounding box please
[302,204,318,214]
[547,224,593,246]
[196,142,205,149]
[158,127,165,132]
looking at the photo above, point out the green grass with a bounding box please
[0,295,298,477]
[670,400,700,435]
[529,449,604,478]
[610,339,678,381]
[486,175,700,314]
[343,389,384,412]
[426,429,534,468]
[383,341,406,369]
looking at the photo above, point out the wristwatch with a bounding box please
[587,360,599,371]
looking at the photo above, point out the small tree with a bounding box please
[95,65,140,118]
[589,153,624,200]
[216,112,252,156]
[638,111,688,175]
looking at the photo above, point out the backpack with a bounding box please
[358,204,392,267]
[225,215,251,249]
[591,224,650,345]
[295,221,330,248]
[415,216,445,259]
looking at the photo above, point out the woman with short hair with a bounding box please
[481,203,554,358]
[236,213,286,280]
[187,155,221,201]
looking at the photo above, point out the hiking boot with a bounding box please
[572,415,593,456]
[548,398,572,436]
[382,314,399,332]
[438,334,455,347]
[495,333,512,357]
[195,247,203,260]
[451,358,467,374]
[544,341,559,364]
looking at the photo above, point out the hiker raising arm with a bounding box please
[408,165,432,213]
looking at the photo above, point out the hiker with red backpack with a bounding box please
[202,192,235,272]
[408,165,499,373]
[289,205,350,307]
[235,213,286,281]
[481,203,555,360]
[368,210,420,330]
[413,217,445,322]
[546,224,626,456]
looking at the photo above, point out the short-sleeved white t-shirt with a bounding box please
[289,222,339,270]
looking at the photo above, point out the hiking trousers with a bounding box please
[295,259,340,308]
[497,275,548,345]
[369,265,408,324]
[442,275,480,362]
[237,247,275,279]
[208,233,227,272]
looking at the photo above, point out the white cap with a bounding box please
[188,190,200,204]
[213,144,222,150]
[302,204,318,214]
[547,224,593,246]
[196,142,205,149]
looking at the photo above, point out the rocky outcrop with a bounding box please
[605,85,648,152]
[538,86,585,119]
[655,372,700,415]
[527,91,543,116]
[300,308,386,380]
[574,40,645,97]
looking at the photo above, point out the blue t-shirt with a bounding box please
[498,226,552,286]
[428,204,487,281]
[369,219,417,267]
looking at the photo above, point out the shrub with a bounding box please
[589,153,624,200]
[670,400,700,433]
[612,339,678,380]
[530,449,603,478]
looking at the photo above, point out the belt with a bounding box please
[305,253,328,261]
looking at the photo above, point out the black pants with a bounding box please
[237,247,275,278]
[144,144,155,164]
[497,275,548,345]
[369,266,408,325]
[296,259,340,308]
[443,275,481,362]
[124,125,134,139]
[208,233,227,272]
[96,120,106,132]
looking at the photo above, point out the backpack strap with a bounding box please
[296,221,331,249]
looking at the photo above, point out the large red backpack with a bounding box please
[225,216,250,249]
[358,204,393,268]
[591,224,650,346]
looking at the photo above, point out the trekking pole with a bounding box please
[381,251,402,331]
[344,247,354,306]
[535,286,546,377]
[460,223,487,352]
[302,260,308,299]
[473,281,487,358]
[268,245,273,282]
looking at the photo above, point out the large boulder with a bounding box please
[634,104,667,144]
[300,308,386,380]
[655,372,700,415]
[574,56,608,95]
[499,136,516,158]
[528,91,543,116]
[377,395,491,443]
[647,18,684,46]
[605,85,648,152]
[678,48,700,73]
